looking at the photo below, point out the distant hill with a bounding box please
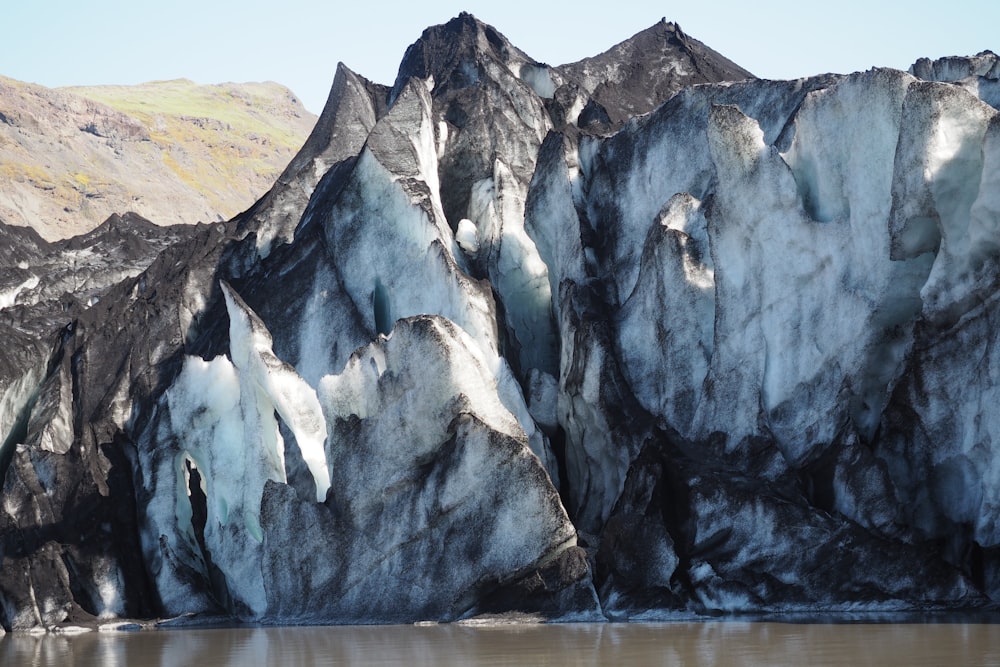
[0,76,316,239]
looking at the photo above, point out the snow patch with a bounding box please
[455,218,479,254]
[0,275,39,309]
[519,64,556,99]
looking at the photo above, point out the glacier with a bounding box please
[1,14,1000,630]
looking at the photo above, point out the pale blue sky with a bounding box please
[3,0,997,114]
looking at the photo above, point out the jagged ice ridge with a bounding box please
[1,14,1000,630]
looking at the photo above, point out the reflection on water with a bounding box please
[2,621,999,666]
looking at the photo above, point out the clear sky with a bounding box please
[3,0,998,114]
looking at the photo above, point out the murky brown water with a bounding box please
[2,621,999,666]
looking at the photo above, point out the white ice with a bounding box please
[322,80,499,359]
[319,315,529,474]
[467,160,558,376]
[518,64,556,99]
[455,218,479,254]
[146,283,333,618]
[0,275,39,310]
[0,364,44,453]
[222,283,331,502]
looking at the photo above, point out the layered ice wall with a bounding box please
[138,285,577,621]
[4,14,1000,630]
[138,284,331,617]
[552,64,1000,609]
[120,22,581,621]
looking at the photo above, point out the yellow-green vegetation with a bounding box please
[153,112,283,212]
[65,79,308,149]
[160,150,192,188]
[0,162,57,189]
[62,170,111,194]
[0,161,111,204]
[61,78,314,215]
[0,75,315,238]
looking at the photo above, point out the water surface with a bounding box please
[2,621,998,666]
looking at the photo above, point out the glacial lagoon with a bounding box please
[2,620,999,666]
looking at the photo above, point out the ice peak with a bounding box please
[554,17,754,128]
[658,17,681,32]
[390,12,537,103]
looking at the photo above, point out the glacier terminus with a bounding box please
[1,14,1000,630]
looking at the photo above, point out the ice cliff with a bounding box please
[1,15,999,630]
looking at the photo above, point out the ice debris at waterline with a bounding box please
[1,14,1000,631]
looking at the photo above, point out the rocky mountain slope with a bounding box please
[2,14,1000,631]
[0,76,315,240]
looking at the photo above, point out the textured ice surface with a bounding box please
[879,97,1000,568]
[139,284,333,617]
[0,276,39,310]
[222,283,330,502]
[8,16,1000,628]
[321,82,498,358]
[261,314,575,622]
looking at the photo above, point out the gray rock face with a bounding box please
[2,14,1000,631]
